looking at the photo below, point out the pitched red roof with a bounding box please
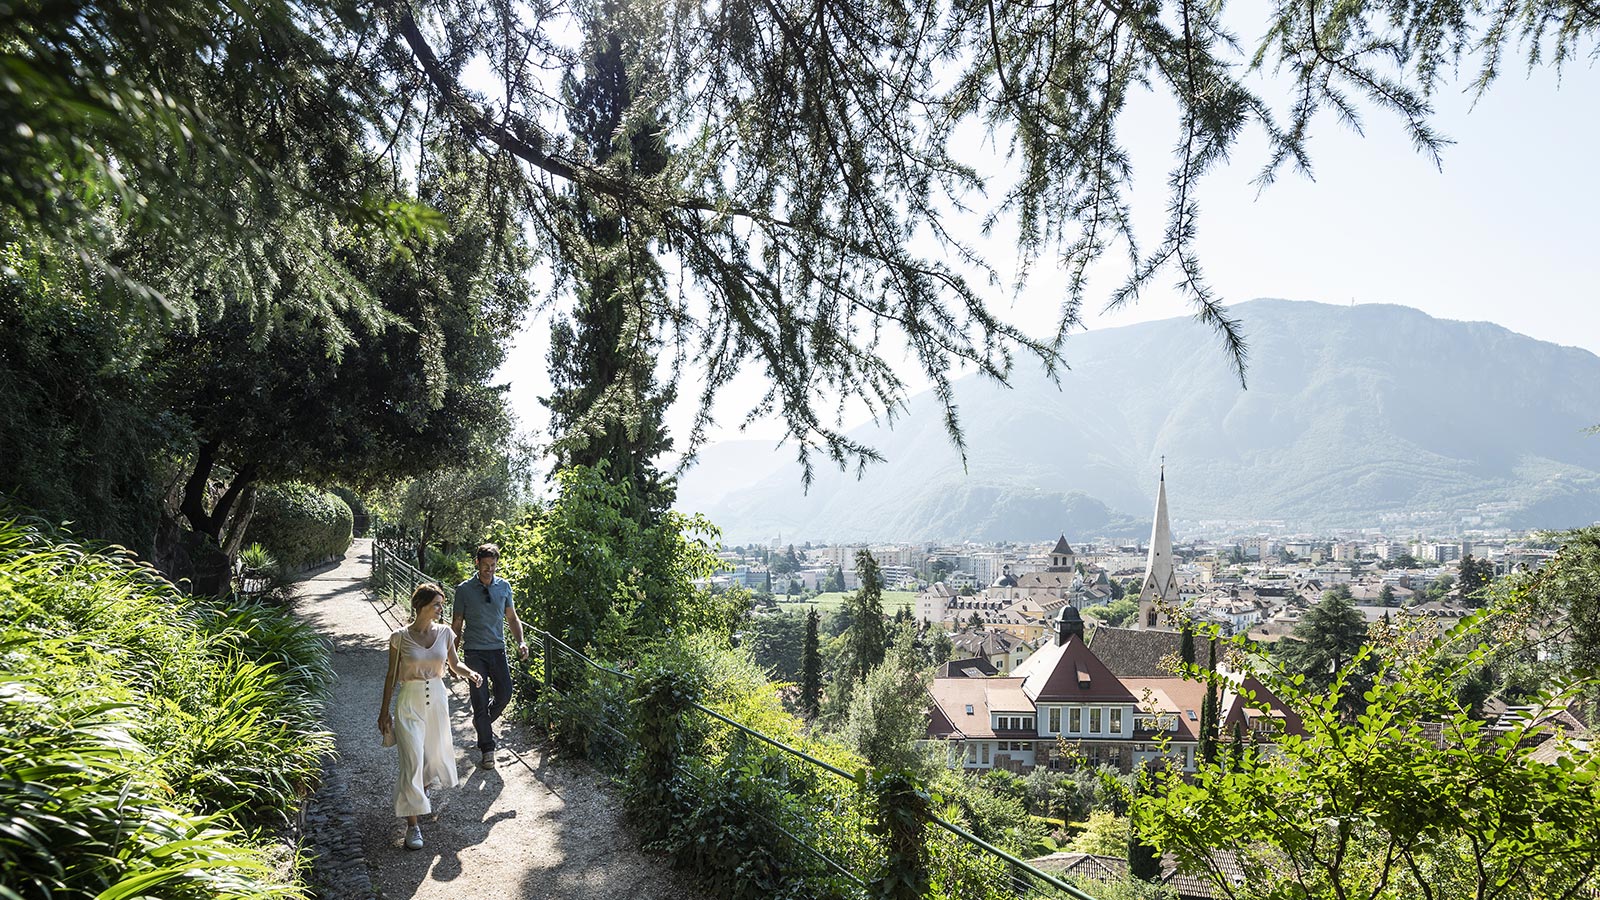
[1018,634,1138,703]
[1220,675,1306,738]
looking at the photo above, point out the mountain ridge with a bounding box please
[673,300,1600,542]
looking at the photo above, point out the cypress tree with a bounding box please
[1200,637,1221,763]
[801,607,822,720]
[848,549,888,685]
[545,0,676,523]
[1180,625,1196,668]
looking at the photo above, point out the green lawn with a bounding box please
[775,590,917,615]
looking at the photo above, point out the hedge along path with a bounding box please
[293,538,709,900]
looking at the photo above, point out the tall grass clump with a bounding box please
[0,513,334,898]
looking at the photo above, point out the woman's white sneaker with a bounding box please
[405,825,424,850]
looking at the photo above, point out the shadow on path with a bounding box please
[293,540,708,900]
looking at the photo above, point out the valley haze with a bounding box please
[673,299,1600,544]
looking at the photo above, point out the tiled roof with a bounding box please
[1086,625,1186,677]
[952,629,1029,656]
[1220,675,1306,738]
[936,656,998,678]
[925,677,1028,738]
[1028,852,1127,883]
[1121,676,1204,742]
[1160,848,1278,900]
[1017,634,1137,703]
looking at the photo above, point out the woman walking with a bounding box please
[378,583,482,851]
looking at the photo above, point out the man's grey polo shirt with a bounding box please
[454,576,515,651]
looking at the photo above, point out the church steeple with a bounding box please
[1137,465,1179,630]
[1048,534,1075,571]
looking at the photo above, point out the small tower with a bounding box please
[1137,466,1180,630]
[1054,605,1086,645]
[1048,535,1076,572]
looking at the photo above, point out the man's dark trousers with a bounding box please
[465,648,513,752]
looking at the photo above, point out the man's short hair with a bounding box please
[475,543,501,561]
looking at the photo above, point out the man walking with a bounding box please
[453,543,527,769]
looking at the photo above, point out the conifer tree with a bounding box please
[1181,625,1197,668]
[544,0,676,522]
[1278,589,1373,715]
[801,607,822,720]
[1200,637,1221,763]
[847,550,888,686]
[1128,777,1163,882]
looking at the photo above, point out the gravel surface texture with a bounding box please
[294,539,708,900]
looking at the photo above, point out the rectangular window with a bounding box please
[1049,708,1061,733]
[1026,717,1035,732]
[981,743,990,765]
[968,743,978,763]
[1090,708,1103,734]
[1069,708,1082,733]
[1110,708,1123,734]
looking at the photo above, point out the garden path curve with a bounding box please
[293,539,707,900]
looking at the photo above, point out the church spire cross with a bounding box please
[1137,466,1177,630]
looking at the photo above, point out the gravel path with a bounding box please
[294,539,708,900]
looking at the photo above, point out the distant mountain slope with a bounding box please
[674,300,1600,542]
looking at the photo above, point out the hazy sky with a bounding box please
[496,49,1600,449]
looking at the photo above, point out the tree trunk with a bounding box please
[179,441,219,537]
[418,509,433,571]
[220,483,258,562]
[174,442,259,597]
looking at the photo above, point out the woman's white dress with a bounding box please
[390,623,459,818]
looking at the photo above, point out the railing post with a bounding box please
[542,631,554,731]
[867,770,931,900]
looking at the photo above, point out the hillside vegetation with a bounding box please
[0,514,333,899]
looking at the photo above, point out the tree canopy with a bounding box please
[8,0,1596,481]
[1276,588,1372,712]
[1140,600,1600,900]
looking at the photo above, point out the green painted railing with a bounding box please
[533,631,1103,900]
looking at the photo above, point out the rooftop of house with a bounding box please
[1015,633,1138,704]
[925,677,1030,739]
[936,656,999,678]
[1027,852,1127,883]
[1085,625,1187,678]
[1121,676,1205,742]
[952,629,1030,656]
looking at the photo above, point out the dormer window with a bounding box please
[965,704,975,715]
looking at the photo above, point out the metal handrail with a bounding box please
[528,628,1104,900]
[926,815,1101,900]
[536,629,858,782]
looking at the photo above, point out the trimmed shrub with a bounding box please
[328,486,370,537]
[246,483,353,571]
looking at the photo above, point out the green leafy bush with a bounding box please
[245,483,353,571]
[424,546,473,586]
[0,513,333,898]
